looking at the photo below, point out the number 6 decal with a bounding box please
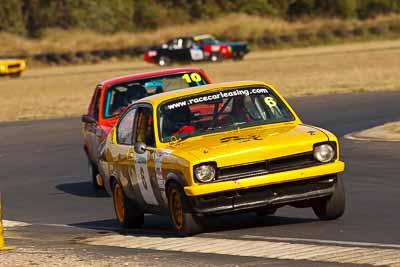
[264,97,277,108]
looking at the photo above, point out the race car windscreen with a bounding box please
[159,86,295,142]
[198,37,219,45]
[103,72,208,118]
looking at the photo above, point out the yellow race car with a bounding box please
[0,59,26,77]
[98,81,345,236]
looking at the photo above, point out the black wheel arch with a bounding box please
[165,172,186,193]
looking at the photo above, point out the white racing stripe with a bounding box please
[83,234,400,266]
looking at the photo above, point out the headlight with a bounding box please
[0,65,5,71]
[20,61,26,68]
[314,144,335,163]
[194,164,216,183]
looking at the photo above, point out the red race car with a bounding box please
[82,67,212,188]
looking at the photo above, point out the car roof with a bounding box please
[140,81,274,106]
[192,34,214,41]
[169,34,214,41]
[99,67,206,88]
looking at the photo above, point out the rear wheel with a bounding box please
[168,183,203,236]
[112,180,144,228]
[312,176,345,220]
[158,56,171,66]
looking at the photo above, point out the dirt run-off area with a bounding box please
[347,121,400,141]
[0,39,400,122]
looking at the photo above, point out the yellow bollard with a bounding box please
[0,193,15,250]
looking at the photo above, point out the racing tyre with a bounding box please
[312,176,345,220]
[210,53,222,62]
[233,52,245,61]
[167,183,203,236]
[112,180,144,228]
[158,56,171,66]
[255,207,277,216]
[10,72,21,78]
[88,158,103,189]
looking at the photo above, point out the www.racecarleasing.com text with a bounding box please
[166,87,270,110]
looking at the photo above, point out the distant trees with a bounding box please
[1,0,399,38]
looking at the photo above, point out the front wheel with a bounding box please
[210,53,222,62]
[88,158,103,189]
[312,176,345,220]
[255,207,277,216]
[233,52,245,61]
[10,72,21,78]
[168,183,203,236]
[112,180,144,228]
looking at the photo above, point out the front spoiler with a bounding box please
[189,175,337,215]
[184,160,344,196]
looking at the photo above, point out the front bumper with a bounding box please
[189,175,337,215]
[0,67,25,75]
[184,160,344,196]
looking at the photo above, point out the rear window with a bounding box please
[103,72,208,118]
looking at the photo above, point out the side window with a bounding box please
[169,38,183,50]
[88,86,101,120]
[183,38,193,48]
[134,107,155,147]
[117,108,136,145]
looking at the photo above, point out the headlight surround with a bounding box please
[194,163,216,183]
[314,143,335,163]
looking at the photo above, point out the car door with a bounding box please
[114,105,163,210]
[131,105,165,208]
[167,38,191,62]
[186,38,205,61]
[85,85,102,162]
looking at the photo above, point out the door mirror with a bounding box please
[81,114,97,124]
[134,142,147,154]
[98,140,106,161]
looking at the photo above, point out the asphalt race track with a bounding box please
[1,91,400,265]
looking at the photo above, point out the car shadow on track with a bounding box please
[56,181,109,198]
[69,213,317,238]
[69,216,177,237]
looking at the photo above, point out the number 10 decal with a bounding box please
[182,73,202,83]
[134,152,158,206]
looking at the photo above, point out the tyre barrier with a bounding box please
[0,193,14,250]
[1,21,399,65]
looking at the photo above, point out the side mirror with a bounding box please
[134,142,147,154]
[97,140,106,161]
[81,114,97,124]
